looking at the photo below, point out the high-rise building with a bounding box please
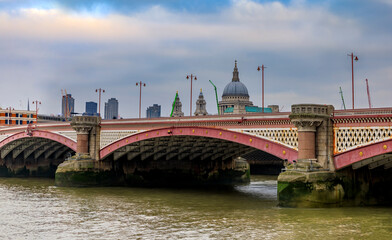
[83,101,98,116]
[62,94,75,117]
[104,98,119,119]
[146,104,161,118]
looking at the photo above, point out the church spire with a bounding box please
[232,60,240,82]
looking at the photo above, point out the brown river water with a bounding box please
[0,175,391,239]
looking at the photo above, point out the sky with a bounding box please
[0,0,391,118]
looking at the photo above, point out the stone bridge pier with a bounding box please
[55,116,110,187]
[277,104,342,207]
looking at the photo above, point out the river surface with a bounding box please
[0,175,391,239]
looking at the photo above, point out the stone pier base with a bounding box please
[55,157,117,187]
[55,156,250,187]
[278,170,344,207]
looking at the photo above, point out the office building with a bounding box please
[84,101,98,116]
[62,94,75,117]
[104,98,119,119]
[146,104,161,118]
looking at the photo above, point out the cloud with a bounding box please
[0,0,391,117]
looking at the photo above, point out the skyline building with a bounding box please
[104,98,119,119]
[146,104,161,118]
[83,101,98,116]
[62,94,75,117]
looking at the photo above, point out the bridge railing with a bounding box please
[333,107,392,116]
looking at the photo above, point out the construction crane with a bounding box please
[339,87,346,110]
[170,91,179,117]
[366,79,372,108]
[209,80,220,115]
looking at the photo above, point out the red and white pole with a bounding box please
[186,74,197,116]
[136,81,146,118]
[95,88,105,117]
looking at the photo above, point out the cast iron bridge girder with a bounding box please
[352,154,392,170]
[106,135,258,163]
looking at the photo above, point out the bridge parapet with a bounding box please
[332,111,392,154]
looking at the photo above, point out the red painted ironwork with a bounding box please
[0,130,77,151]
[334,138,392,170]
[99,126,298,161]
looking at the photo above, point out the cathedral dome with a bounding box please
[222,81,249,97]
[222,60,249,97]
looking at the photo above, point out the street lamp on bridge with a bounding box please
[348,52,359,110]
[32,100,41,123]
[95,88,105,117]
[186,74,197,116]
[136,81,146,118]
[257,65,267,113]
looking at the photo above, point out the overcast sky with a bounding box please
[0,0,391,118]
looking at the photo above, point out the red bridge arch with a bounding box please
[334,138,392,170]
[0,130,77,152]
[100,126,298,161]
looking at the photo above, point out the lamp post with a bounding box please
[186,74,197,116]
[32,100,41,123]
[136,81,146,118]
[95,88,105,117]
[348,52,358,110]
[257,65,267,113]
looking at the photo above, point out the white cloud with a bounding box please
[0,0,391,117]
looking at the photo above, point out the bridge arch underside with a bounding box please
[101,135,283,186]
[333,140,392,205]
[0,137,75,177]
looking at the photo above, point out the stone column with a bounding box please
[71,116,101,158]
[75,127,91,154]
[290,104,333,165]
[292,118,322,160]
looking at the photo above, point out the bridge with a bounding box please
[0,104,391,206]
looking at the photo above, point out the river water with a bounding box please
[0,175,391,239]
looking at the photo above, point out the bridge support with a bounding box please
[55,116,110,187]
[277,104,344,207]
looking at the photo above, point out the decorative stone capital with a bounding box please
[71,116,101,134]
[72,126,92,134]
[290,118,323,132]
[289,104,334,131]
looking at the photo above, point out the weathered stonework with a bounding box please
[278,170,344,207]
[289,104,334,169]
[278,104,337,207]
[70,116,101,159]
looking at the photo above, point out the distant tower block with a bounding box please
[194,89,208,116]
[172,92,184,117]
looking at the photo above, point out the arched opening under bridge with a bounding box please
[0,130,76,177]
[99,127,298,186]
[333,139,392,205]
